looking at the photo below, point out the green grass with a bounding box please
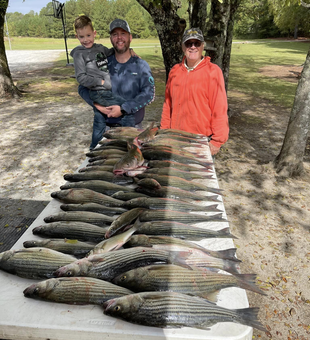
[229,41,309,107]
[5,37,310,108]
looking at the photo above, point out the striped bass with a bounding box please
[63,171,133,185]
[113,265,266,299]
[103,291,266,331]
[60,203,127,216]
[23,238,95,257]
[32,222,108,243]
[51,188,124,207]
[23,277,133,305]
[44,211,115,226]
[0,248,76,280]
[60,180,134,196]
[54,247,190,281]
[130,219,236,240]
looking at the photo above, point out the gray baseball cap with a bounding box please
[182,28,204,43]
[109,19,131,34]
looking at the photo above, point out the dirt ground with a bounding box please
[0,59,309,340]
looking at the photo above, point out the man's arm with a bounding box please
[119,59,155,115]
[160,73,173,129]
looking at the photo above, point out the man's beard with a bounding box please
[113,42,129,54]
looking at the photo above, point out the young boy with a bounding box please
[71,15,126,117]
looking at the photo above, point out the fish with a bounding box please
[98,138,129,148]
[129,219,236,240]
[51,188,124,207]
[143,137,205,150]
[103,291,266,331]
[135,185,220,202]
[23,238,95,257]
[136,173,222,193]
[60,180,134,196]
[136,178,162,190]
[63,171,134,185]
[111,191,149,201]
[23,277,133,305]
[54,247,190,281]
[86,158,122,166]
[79,165,114,172]
[121,197,221,212]
[32,222,108,243]
[157,128,209,140]
[147,160,212,171]
[135,123,159,146]
[86,149,126,158]
[112,265,266,299]
[141,148,212,167]
[144,167,214,180]
[88,226,138,256]
[139,209,225,224]
[105,208,145,238]
[124,234,240,262]
[0,248,76,280]
[44,211,115,227]
[113,143,145,176]
[60,203,127,216]
[142,145,206,159]
[103,127,141,140]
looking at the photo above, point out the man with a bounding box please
[160,28,229,156]
[78,19,155,150]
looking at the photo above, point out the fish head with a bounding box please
[103,294,142,318]
[23,279,56,299]
[112,267,147,288]
[53,260,87,277]
[113,145,145,176]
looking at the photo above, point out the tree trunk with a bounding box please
[0,1,21,100]
[188,0,208,33]
[274,48,310,177]
[136,0,186,80]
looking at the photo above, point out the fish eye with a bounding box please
[120,275,126,281]
[34,287,40,294]
[66,271,73,277]
[114,305,121,312]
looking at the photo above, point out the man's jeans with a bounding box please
[78,85,135,149]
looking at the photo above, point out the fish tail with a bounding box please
[222,259,241,274]
[234,274,267,295]
[234,307,267,332]
[211,248,241,262]
[216,227,238,239]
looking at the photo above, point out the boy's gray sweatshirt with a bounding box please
[70,43,114,90]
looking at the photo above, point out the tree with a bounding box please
[0,0,21,99]
[274,0,310,176]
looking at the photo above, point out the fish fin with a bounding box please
[234,274,268,295]
[234,307,267,332]
[209,248,241,262]
[203,290,219,303]
[168,251,194,270]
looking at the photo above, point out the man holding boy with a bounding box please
[76,18,155,150]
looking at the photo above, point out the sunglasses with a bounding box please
[184,40,202,48]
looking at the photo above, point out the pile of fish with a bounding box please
[0,125,267,333]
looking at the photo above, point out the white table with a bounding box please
[0,149,253,340]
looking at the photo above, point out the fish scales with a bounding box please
[147,160,212,171]
[60,203,127,216]
[44,211,115,226]
[63,171,134,185]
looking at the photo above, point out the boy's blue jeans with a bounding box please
[78,85,135,150]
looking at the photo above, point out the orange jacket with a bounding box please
[160,56,229,148]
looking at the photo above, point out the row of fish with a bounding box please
[0,126,267,333]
